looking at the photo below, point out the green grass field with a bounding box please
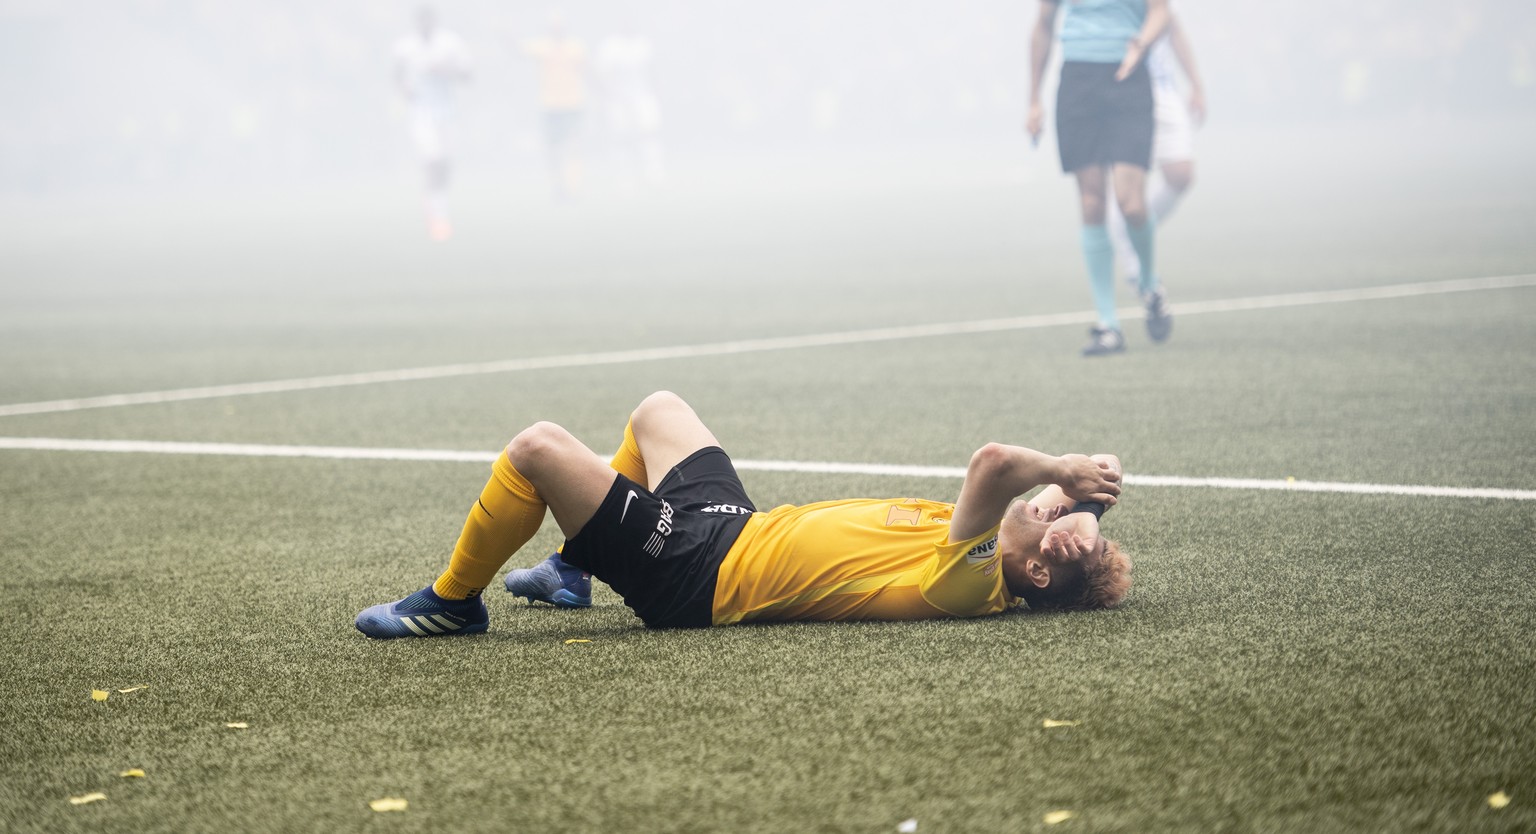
[3,119,1535,833]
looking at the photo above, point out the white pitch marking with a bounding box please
[1,437,1532,501]
[1,274,1531,419]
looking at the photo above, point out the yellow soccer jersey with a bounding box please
[711,498,1015,625]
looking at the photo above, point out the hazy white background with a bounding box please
[2,0,1532,198]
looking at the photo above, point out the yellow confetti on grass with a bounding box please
[563,638,592,645]
[119,769,146,778]
[69,792,107,805]
[1041,719,1080,728]
[90,690,109,702]
[1488,791,1511,809]
[224,722,250,729]
[370,797,409,812]
[1043,810,1076,824]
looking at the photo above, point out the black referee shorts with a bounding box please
[1056,60,1154,173]
[559,447,756,628]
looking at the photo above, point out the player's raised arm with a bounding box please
[950,444,1120,542]
[1029,453,1123,516]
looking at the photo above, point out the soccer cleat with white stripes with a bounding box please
[355,586,489,639]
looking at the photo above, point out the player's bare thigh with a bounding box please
[1073,164,1109,225]
[504,422,616,538]
[628,391,721,491]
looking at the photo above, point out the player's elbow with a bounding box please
[967,443,1012,482]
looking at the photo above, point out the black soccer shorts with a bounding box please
[1056,60,1154,173]
[559,447,756,628]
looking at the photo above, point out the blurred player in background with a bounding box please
[355,391,1129,637]
[595,21,666,188]
[524,12,589,201]
[1107,15,1205,290]
[394,6,472,242]
[1027,0,1170,357]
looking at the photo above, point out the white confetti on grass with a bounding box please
[69,792,107,805]
[1488,791,1511,809]
[1043,810,1076,825]
[897,819,917,833]
[370,797,409,812]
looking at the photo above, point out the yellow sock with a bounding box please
[434,451,547,599]
[551,420,645,561]
[609,419,647,485]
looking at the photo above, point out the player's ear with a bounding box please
[1024,557,1050,589]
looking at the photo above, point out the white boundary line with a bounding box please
[2,436,1532,501]
[2,273,1532,419]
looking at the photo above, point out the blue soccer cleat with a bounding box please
[504,553,591,608]
[355,585,489,639]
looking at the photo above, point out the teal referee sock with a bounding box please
[1125,217,1157,296]
[1081,224,1118,328]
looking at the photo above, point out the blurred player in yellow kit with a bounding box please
[523,13,588,201]
[356,392,1130,637]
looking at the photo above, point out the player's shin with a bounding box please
[434,451,548,599]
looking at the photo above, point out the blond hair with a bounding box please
[1081,539,1132,609]
[1021,538,1132,611]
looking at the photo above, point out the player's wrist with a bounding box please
[1048,455,1071,488]
[1069,501,1107,519]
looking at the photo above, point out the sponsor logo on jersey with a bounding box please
[964,536,998,566]
[885,504,922,526]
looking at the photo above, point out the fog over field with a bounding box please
[2,0,1532,196]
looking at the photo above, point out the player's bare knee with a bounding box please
[1079,195,1107,225]
[632,390,690,428]
[1164,164,1194,192]
[1117,196,1148,226]
[505,421,575,469]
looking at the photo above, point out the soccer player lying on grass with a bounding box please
[356,391,1130,636]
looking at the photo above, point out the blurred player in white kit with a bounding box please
[595,23,665,188]
[1106,15,1204,287]
[394,7,472,241]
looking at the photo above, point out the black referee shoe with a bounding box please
[1081,326,1126,357]
[1144,288,1173,344]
